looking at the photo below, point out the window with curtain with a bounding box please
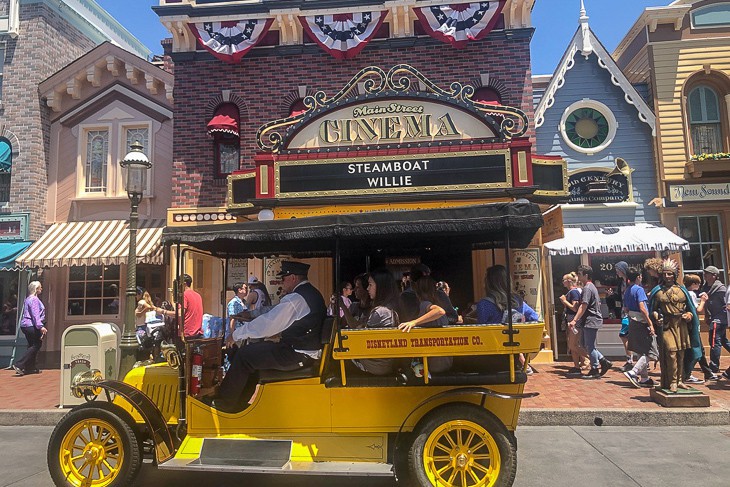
[85,130,109,193]
[0,137,11,203]
[688,85,723,155]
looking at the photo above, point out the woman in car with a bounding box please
[477,265,539,324]
[352,268,400,376]
[476,265,539,374]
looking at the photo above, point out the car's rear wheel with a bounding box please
[47,403,141,487]
[408,403,516,487]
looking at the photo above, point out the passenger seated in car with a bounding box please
[399,275,453,375]
[352,268,400,376]
[477,265,539,324]
[337,273,372,328]
[463,265,539,374]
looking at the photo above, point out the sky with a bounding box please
[97,0,664,75]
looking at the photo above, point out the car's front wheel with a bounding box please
[47,403,141,487]
[408,403,516,487]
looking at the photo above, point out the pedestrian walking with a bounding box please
[13,281,46,376]
[559,272,587,374]
[568,265,613,378]
[622,270,657,388]
[683,274,718,383]
[700,266,729,374]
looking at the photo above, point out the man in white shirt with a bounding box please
[210,261,326,413]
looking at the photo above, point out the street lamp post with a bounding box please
[118,141,152,380]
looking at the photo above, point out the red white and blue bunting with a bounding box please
[189,19,274,64]
[298,11,388,60]
[414,2,505,49]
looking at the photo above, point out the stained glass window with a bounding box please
[564,107,610,149]
[85,130,108,193]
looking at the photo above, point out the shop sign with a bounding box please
[568,170,629,204]
[226,258,248,289]
[276,150,510,197]
[511,249,541,316]
[668,183,730,202]
[541,206,564,243]
[263,258,284,306]
[287,99,497,149]
[0,215,28,240]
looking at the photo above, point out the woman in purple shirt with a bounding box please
[13,281,46,376]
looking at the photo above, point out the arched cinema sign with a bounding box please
[287,99,497,149]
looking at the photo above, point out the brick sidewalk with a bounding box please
[1,363,729,411]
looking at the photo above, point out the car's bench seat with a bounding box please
[257,317,334,384]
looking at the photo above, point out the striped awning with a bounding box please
[15,219,165,268]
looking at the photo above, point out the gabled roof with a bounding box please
[534,5,655,135]
[39,42,173,115]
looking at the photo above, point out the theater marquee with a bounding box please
[228,64,568,211]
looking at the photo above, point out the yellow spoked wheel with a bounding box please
[423,420,501,487]
[408,404,516,487]
[48,403,141,487]
[59,418,124,486]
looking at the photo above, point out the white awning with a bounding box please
[544,223,689,256]
[15,219,165,268]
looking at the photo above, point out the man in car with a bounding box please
[210,261,326,413]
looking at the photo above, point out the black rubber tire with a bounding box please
[47,402,142,487]
[407,403,517,487]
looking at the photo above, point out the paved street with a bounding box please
[3,425,729,486]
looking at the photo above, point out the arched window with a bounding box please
[688,85,723,155]
[289,99,307,117]
[207,103,240,178]
[472,87,502,105]
[0,137,13,203]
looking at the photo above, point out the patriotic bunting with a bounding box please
[299,11,388,60]
[414,2,506,48]
[189,19,274,63]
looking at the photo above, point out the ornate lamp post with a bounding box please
[118,141,152,379]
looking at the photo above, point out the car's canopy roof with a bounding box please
[161,201,543,258]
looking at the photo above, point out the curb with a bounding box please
[518,408,730,427]
[2,407,729,427]
[0,409,67,427]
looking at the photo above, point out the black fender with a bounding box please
[74,378,176,464]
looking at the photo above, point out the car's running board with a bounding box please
[158,458,395,477]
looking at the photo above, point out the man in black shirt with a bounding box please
[701,266,729,373]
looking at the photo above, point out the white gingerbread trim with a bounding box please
[534,6,656,135]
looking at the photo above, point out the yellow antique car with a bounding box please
[47,202,544,487]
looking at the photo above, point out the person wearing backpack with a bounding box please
[569,265,613,378]
[476,265,539,374]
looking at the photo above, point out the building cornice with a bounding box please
[613,4,693,60]
[23,0,151,59]
[155,0,535,53]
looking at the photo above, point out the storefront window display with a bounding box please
[678,215,726,280]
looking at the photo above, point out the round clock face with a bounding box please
[564,107,610,149]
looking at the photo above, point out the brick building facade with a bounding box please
[0,0,149,366]
[157,0,535,209]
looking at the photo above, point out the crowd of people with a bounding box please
[558,257,730,391]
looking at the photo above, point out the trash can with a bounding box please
[60,323,121,407]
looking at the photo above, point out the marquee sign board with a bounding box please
[275,150,511,198]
